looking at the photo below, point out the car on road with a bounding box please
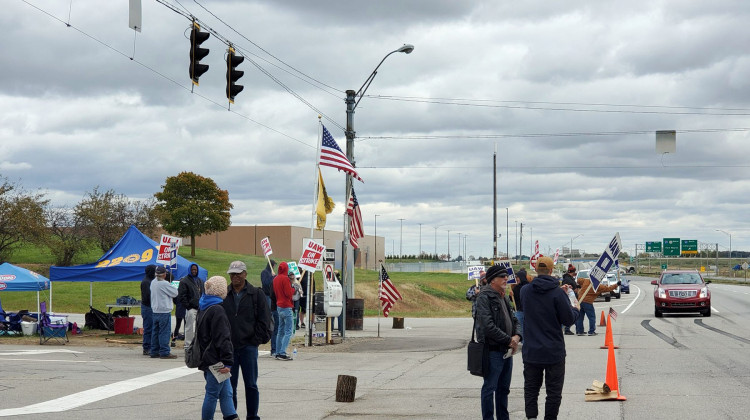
[619,276,630,294]
[576,269,616,302]
[651,270,711,317]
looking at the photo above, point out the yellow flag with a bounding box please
[316,168,335,230]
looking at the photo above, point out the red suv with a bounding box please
[651,270,711,317]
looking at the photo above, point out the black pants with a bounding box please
[523,360,565,420]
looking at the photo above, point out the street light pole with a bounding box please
[398,218,405,260]
[447,229,451,260]
[515,220,518,262]
[716,229,732,276]
[342,44,414,339]
[418,223,423,259]
[434,225,440,259]
[505,208,509,259]
[374,214,380,270]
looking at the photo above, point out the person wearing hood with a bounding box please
[260,260,278,356]
[197,276,238,420]
[560,265,579,336]
[222,260,272,420]
[140,264,157,356]
[476,265,522,420]
[177,263,205,348]
[519,256,580,420]
[511,268,530,335]
[272,261,295,361]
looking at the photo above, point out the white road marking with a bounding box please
[0,349,83,356]
[621,284,642,314]
[0,358,97,363]
[0,366,198,417]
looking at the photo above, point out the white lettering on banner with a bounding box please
[467,265,483,281]
[260,237,273,256]
[497,261,517,284]
[298,240,324,272]
[589,232,622,291]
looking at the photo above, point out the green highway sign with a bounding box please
[661,263,668,269]
[663,238,680,256]
[646,241,662,253]
[681,239,698,255]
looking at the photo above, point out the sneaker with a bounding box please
[143,350,149,355]
[588,332,598,336]
[160,354,178,359]
[170,341,176,348]
[564,330,575,335]
[576,333,586,336]
[275,354,292,361]
[301,323,306,327]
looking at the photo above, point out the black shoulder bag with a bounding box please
[467,317,488,377]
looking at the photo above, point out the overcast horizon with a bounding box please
[3,0,750,260]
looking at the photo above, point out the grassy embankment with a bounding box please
[2,244,473,318]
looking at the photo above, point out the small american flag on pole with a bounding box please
[609,307,618,321]
[379,265,402,318]
[347,188,364,249]
[319,125,363,183]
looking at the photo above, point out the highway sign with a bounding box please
[663,238,680,256]
[681,239,698,255]
[646,241,662,252]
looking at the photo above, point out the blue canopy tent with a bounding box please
[49,225,208,311]
[0,262,51,319]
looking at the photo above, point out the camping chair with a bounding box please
[0,298,10,333]
[39,301,69,345]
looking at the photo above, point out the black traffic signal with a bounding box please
[226,46,244,103]
[189,22,210,85]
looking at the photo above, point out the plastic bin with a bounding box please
[113,316,135,335]
[21,321,38,336]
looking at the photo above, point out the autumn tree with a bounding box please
[76,187,159,252]
[45,205,90,266]
[154,172,232,257]
[0,177,48,263]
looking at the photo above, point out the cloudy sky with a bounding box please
[4,0,750,260]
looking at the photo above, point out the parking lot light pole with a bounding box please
[342,44,414,338]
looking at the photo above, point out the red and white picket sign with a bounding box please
[156,234,181,266]
[529,240,541,269]
[260,237,273,256]
[298,239,325,273]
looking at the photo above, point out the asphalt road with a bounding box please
[1,276,748,419]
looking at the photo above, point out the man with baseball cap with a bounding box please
[519,256,579,420]
[221,260,272,420]
[149,265,178,359]
[475,264,522,420]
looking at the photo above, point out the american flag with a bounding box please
[379,265,402,318]
[609,307,618,321]
[347,188,364,248]
[319,125,363,183]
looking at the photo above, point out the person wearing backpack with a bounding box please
[222,261,272,420]
[197,276,238,420]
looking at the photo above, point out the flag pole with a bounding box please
[377,263,382,338]
[306,117,323,346]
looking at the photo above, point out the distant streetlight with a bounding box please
[715,229,732,276]
[515,220,518,262]
[374,214,380,268]
[434,225,441,259]
[398,218,406,259]
[505,208,509,258]
[447,229,451,260]
[417,223,423,258]
[457,232,461,260]
[570,234,583,259]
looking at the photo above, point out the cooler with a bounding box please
[114,316,135,335]
[21,321,38,336]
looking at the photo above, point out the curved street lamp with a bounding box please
[341,44,414,338]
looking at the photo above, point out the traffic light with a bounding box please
[189,21,210,85]
[226,46,244,103]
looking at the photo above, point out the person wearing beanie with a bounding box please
[149,265,178,359]
[140,264,157,356]
[197,276,238,420]
[272,262,295,360]
[475,265,522,420]
[221,260,272,420]
[560,265,579,335]
[519,256,580,420]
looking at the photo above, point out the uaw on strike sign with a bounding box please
[589,232,622,292]
[298,239,324,273]
[260,237,273,256]
[157,234,181,267]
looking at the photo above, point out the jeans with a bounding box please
[515,311,524,336]
[270,310,279,355]
[150,312,172,356]
[481,350,513,420]
[276,307,294,356]
[230,345,260,420]
[141,304,153,352]
[523,360,566,420]
[575,302,596,334]
[202,370,236,420]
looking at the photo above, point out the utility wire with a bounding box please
[22,0,317,149]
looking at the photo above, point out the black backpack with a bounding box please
[185,306,217,368]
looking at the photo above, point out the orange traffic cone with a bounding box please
[600,316,619,349]
[605,342,627,400]
[599,311,606,326]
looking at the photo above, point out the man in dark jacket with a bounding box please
[520,256,580,420]
[198,275,238,420]
[260,260,278,356]
[140,265,156,356]
[560,265,579,335]
[476,265,522,420]
[222,261,272,420]
[511,268,530,335]
[177,263,204,348]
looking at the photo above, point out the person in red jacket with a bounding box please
[272,262,295,360]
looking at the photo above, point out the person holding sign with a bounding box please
[575,275,620,336]
[272,262,295,361]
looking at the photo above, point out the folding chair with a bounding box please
[39,301,69,345]
[0,298,10,333]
